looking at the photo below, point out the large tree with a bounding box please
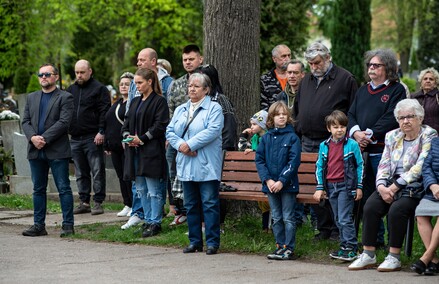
[203,0,261,130]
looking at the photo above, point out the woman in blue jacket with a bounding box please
[255,101,301,260]
[166,73,224,255]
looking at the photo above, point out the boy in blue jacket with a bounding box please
[314,110,364,261]
[255,101,301,260]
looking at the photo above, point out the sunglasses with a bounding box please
[366,63,384,69]
[37,72,55,78]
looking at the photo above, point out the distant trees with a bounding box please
[417,0,439,71]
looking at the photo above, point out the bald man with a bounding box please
[67,59,111,216]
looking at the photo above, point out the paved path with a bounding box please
[0,210,434,284]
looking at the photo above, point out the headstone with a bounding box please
[13,132,31,176]
[1,120,21,152]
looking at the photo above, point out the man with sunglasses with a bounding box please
[22,64,75,237]
[348,49,406,249]
[67,59,110,216]
[294,41,358,242]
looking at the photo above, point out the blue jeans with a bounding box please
[130,182,144,219]
[327,182,357,249]
[183,180,220,248]
[136,176,165,225]
[29,151,74,226]
[70,137,106,203]
[267,191,297,251]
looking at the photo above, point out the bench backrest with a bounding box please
[221,151,318,194]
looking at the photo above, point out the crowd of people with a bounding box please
[20,41,438,274]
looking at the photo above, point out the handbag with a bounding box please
[394,181,425,200]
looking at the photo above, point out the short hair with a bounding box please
[304,42,331,62]
[157,59,172,75]
[39,63,58,74]
[364,49,399,82]
[418,67,439,84]
[188,72,211,89]
[394,99,424,121]
[286,59,305,72]
[271,44,290,58]
[120,72,134,80]
[325,110,348,128]
[134,68,162,96]
[266,101,294,129]
[183,44,201,55]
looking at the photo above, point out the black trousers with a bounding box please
[362,191,419,248]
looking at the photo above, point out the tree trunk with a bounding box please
[203,0,261,132]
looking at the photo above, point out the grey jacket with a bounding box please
[22,88,74,160]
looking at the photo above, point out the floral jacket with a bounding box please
[376,125,437,186]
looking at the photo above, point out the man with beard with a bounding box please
[294,42,358,241]
[22,63,75,237]
[260,44,291,110]
[67,60,111,216]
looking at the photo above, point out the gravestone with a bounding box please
[1,120,20,152]
[13,132,31,176]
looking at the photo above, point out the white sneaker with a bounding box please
[117,206,131,217]
[121,215,142,230]
[377,255,401,272]
[126,208,132,217]
[348,252,377,270]
[169,215,187,226]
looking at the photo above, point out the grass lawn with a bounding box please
[0,193,429,267]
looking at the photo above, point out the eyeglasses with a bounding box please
[366,63,385,69]
[397,114,416,121]
[37,72,55,78]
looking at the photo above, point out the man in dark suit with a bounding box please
[22,63,75,237]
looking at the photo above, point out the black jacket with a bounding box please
[67,77,110,138]
[121,92,169,180]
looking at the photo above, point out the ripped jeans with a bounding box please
[135,176,165,225]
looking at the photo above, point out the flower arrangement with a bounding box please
[0,110,19,121]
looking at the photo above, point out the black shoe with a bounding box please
[142,223,161,238]
[22,224,48,237]
[206,246,218,255]
[73,202,91,214]
[183,244,203,253]
[411,259,427,275]
[60,224,75,237]
[135,223,150,235]
[425,261,439,276]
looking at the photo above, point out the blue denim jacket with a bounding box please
[166,96,224,182]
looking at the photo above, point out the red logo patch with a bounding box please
[381,94,389,103]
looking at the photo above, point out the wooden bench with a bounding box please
[219,151,319,205]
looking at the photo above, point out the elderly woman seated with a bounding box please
[411,136,439,275]
[349,99,437,272]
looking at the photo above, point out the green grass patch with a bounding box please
[0,193,429,267]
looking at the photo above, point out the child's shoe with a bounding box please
[267,245,284,260]
[277,248,297,260]
[330,247,344,260]
[339,247,358,262]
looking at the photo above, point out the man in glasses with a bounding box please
[348,49,406,249]
[67,59,110,216]
[294,41,358,242]
[22,64,75,237]
[260,44,291,110]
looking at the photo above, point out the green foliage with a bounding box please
[13,67,30,94]
[26,74,40,93]
[417,0,439,71]
[331,0,371,84]
[401,77,416,93]
[260,0,311,72]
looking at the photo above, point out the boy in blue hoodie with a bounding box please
[314,110,364,261]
